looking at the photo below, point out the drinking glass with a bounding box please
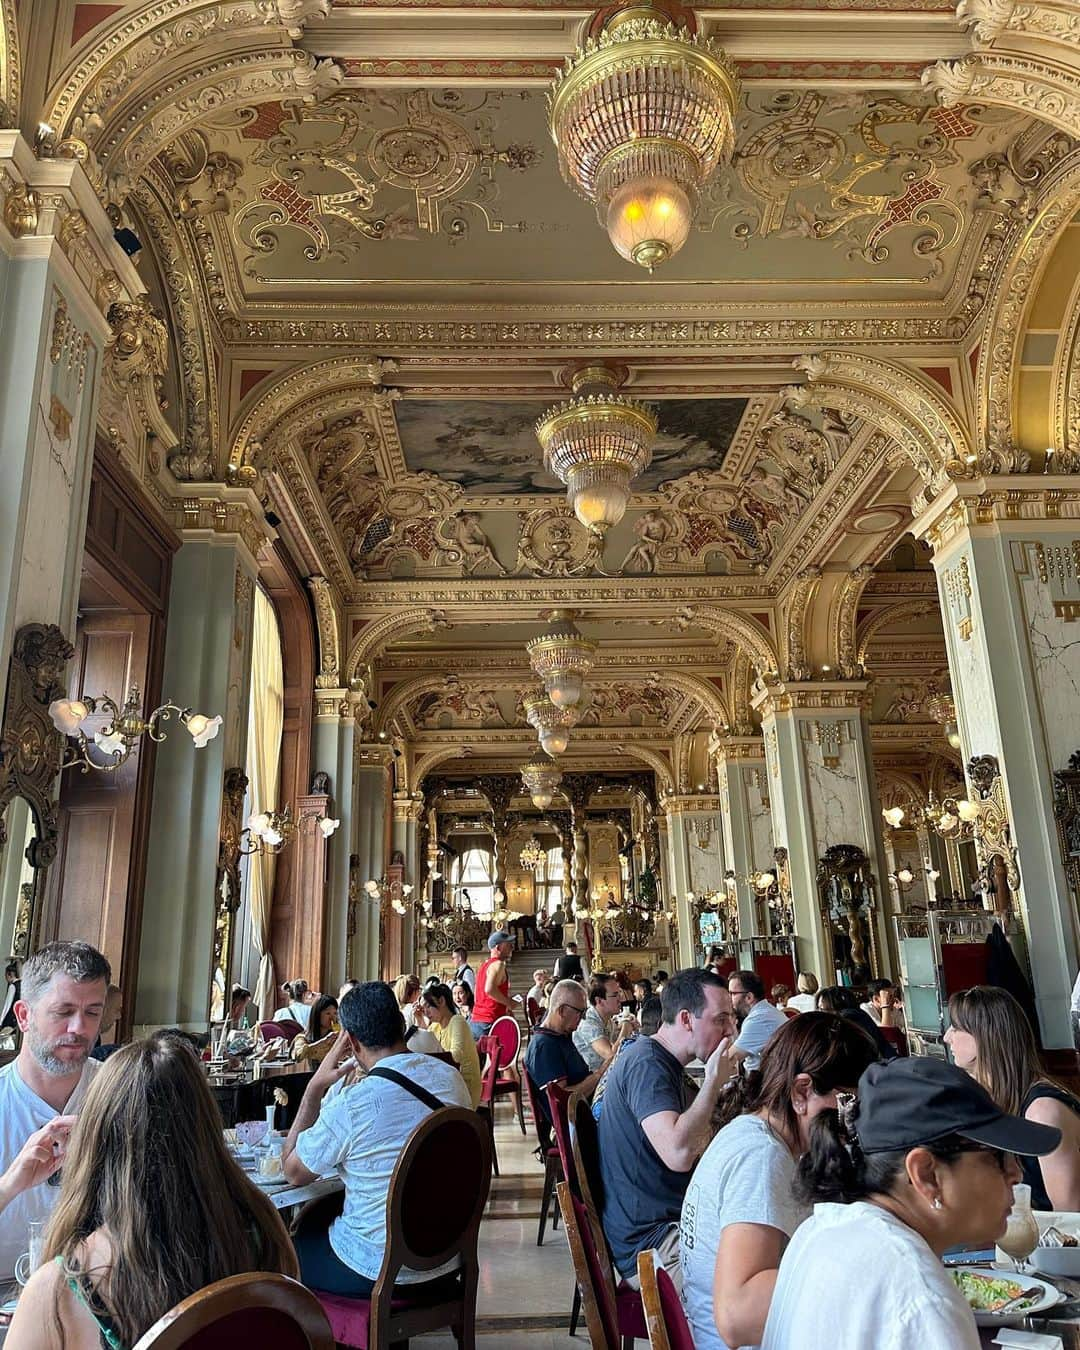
[13,1220,44,1287]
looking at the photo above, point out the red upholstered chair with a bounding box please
[637,1248,695,1350]
[526,996,542,1034]
[522,1066,562,1246]
[313,1107,492,1350]
[878,1024,909,1057]
[131,1274,334,1349]
[571,1095,648,1346]
[556,1181,642,1350]
[258,1019,304,1043]
[783,1008,799,1020]
[476,1034,503,1178]
[489,1014,526,1134]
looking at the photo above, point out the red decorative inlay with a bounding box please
[241,102,289,141]
[239,368,272,403]
[682,513,724,555]
[259,179,319,232]
[72,4,123,45]
[921,365,953,395]
[930,104,977,140]
[401,518,437,560]
[969,344,981,384]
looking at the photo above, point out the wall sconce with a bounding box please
[243,807,339,855]
[365,877,416,915]
[724,868,776,894]
[50,684,220,772]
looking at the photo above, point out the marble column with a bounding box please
[138,530,260,1028]
[0,133,142,708]
[313,690,359,985]
[912,481,1080,1048]
[751,681,892,983]
[352,743,393,982]
[392,794,424,972]
[662,804,695,969]
[715,738,772,938]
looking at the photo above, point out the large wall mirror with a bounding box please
[0,625,72,970]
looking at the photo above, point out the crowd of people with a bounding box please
[0,931,1077,1348]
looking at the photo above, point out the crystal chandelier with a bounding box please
[519,837,546,870]
[243,806,340,856]
[521,750,564,810]
[548,1,739,270]
[523,690,577,756]
[50,684,220,773]
[924,682,962,751]
[536,366,656,534]
[526,610,597,709]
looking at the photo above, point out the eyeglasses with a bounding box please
[563,1004,587,1019]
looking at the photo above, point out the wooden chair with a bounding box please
[475,1034,503,1178]
[131,1273,334,1349]
[555,1181,637,1350]
[522,1066,561,1245]
[571,1095,648,1346]
[489,1014,526,1134]
[313,1107,492,1350]
[637,1248,695,1350]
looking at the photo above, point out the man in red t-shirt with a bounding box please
[469,930,516,1040]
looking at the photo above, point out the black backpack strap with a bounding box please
[367,1065,446,1113]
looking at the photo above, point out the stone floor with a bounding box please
[416,1101,582,1348]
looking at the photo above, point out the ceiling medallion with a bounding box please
[520,749,564,811]
[536,365,657,534]
[523,690,578,756]
[548,0,739,270]
[519,836,546,870]
[526,610,597,709]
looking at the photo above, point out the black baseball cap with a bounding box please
[855,1056,1061,1156]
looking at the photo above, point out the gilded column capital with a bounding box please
[170,486,275,575]
[355,743,396,769]
[912,476,1080,557]
[712,735,766,764]
[393,793,426,823]
[662,794,723,816]
[751,677,872,719]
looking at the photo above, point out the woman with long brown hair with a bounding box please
[7,1031,297,1349]
[679,1012,879,1350]
[946,983,1080,1210]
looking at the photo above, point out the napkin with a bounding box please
[994,1330,1064,1350]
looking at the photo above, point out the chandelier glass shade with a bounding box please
[526,610,597,709]
[518,837,546,870]
[520,750,563,810]
[243,806,340,855]
[547,5,739,270]
[523,692,577,756]
[535,391,657,533]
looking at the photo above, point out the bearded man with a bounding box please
[0,941,109,1278]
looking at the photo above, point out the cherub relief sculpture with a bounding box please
[437,511,505,575]
[414,676,506,728]
[620,509,675,574]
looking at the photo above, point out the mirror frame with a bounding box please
[0,624,74,957]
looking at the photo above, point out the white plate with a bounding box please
[952,1267,1064,1325]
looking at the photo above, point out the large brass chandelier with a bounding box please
[523,690,577,756]
[521,750,564,810]
[536,365,656,534]
[526,610,596,709]
[548,1,739,270]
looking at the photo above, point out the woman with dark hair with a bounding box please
[7,1032,297,1349]
[422,982,481,1107]
[761,1057,1061,1350]
[291,994,339,1064]
[451,980,474,1015]
[947,983,1080,1210]
[680,1013,878,1350]
[816,986,895,1061]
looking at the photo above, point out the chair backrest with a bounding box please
[377,1107,493,1286]
[556,1181,619,1350]
[526,997,542,1028]
[132,1273,334,1349]
[878,1024,909,1057]
[783,1008,799,1019]
[257,1021,292,1042]
[477,1035,502,1107]
[522,1059,549,1147]
[489,1014,521,1070]
[570,1094,619,1309]
[637,1249,695,1350]
[544,1079,578,1195]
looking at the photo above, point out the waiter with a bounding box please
[553,941,589,984]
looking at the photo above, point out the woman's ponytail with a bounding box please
[796,1104,866,1204]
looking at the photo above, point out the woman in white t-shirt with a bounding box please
[784,972,818,1015]
[272,978,312,1029]
[762,1056,1062,1350]
[680,1013,878,1350]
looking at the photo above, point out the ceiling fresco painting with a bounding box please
[393,397,750,495]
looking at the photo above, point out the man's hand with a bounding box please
[614,1015,638,1043]
[0,1116,75,1205]
[310,1030,355,1092]
[704,1036,734,1084]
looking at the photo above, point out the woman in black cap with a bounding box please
[761,1056,1061,1350]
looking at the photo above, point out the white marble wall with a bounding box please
[687,813,725,896]
[1015,543,1080,773]
[800,719,873,856]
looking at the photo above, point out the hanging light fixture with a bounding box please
[519,837,546,870]
[526,610,597,709]
[521,749,564,810]
[536,365,656,534]
[523,691,577,756]
[925,680,963,751]
[548,1,739,271]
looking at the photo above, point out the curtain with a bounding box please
[246,585,284,1019]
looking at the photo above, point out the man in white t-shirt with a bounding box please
[0,941,109,1279]
[284,980,470,1295]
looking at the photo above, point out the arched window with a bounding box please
[449,846,495,915]
[535,845,565,918]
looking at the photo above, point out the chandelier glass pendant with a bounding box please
[536,366,657,534]
[519,837,546,870]
[526,610,597,709]
[548,1,739,270]
[523,690,577,756]
[521,750,564,810]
